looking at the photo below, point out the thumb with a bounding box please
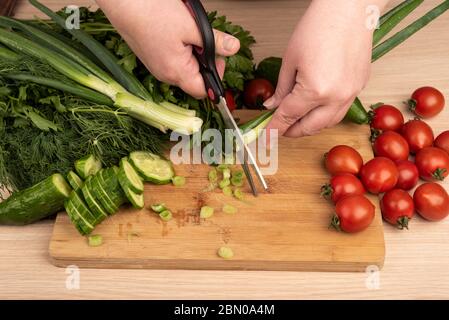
[213,30,240,57]
[263,57,297,109]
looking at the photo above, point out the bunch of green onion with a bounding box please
[0,0,202,135]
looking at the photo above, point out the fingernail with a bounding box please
[223,35,239,52]
[263,96,275,108]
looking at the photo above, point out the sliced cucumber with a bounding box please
[121,186,144,209]
[129,151,174,184]
[67,190,98,225]
[81,176,108,222]
[118,158,144,194]
[67,171,84,190]
[0,173,71,225]
[90,174,119,215]
[65,197,94,235]
[98,168,127,207]
[74,154,102,179]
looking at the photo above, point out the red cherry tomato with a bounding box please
[331,195,375,233]
[369,104,404,132]
[224,89,237,112]
[325,145,364,176]
[380,189,415,229]
[321,173,365,204]
[373,131,410,162]
[435,131,449,155]
[243,78,275,109]
[413,183,449,221]
[415,147,449,181]
[408,86,445,118]
[401,119,434,154]
[360,157,399,194]
[395,160,419,191]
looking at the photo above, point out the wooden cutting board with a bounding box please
[49,113,385,272]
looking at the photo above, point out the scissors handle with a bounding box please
[183,0,224,103]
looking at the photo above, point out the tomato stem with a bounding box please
[396,216,410,230]
[320,184,332,199]
[329,214,341,232]
[406,99,417,113]
[432,168,447,181]
[369,128,381,143]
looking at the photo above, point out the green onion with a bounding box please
[159,210,173,222]
[372,1,449,61]
[380,0,418,25]
[208,168,218,183]
[200,206,214,219]
[219,179,231,189]
[231,176,244,187]
[88,234,103,247]
[172,176,186,187]
[151,203,167,213]
[222,186,233,196]
[222,168,231,180]
[233,188,244,200]
[217,246,234,259]
[373,0,424,46]
[232,170,244,179]
[217,164,229,172]
[223,204,238,215]
[0,44,19,60]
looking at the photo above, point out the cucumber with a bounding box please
[64,196,94,235]
[129,151,174,184]
[118,158,144,194]
[98,168,127,206]
[90,174,119,215]
[0,173,71,225]
[81,176,108,222]
[344,98,369,124]
[67,190,98,225]
[67,171,83,190]
[123,186,145,209]
[74,154,102,179]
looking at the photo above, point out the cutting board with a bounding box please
[49,112,385,272]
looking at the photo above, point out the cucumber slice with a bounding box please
[67,171,83,190]
[65,197,94,235]
[123,186,145,209]
[0,173,72,225]
[67,190,98,225]
[118,158,144,194]
[81,176,108,222]
[129,151,174,184]
[98,168,127,207]
[90,174,118,215]
[75,154,102,179]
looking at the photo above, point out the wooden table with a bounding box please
[1,0,449,299]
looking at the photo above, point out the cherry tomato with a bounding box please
[331,195,375,233]
[415,147,449,181]
[360,157,399,194]
[408,86,445,118]
[434,131,449,155]
[224,89,237,112]
[380,189,415,229]
[369,104,404,132]
[325,145,364,176]
[413,183,449,221]
[373,131,410,162]
[321,173,365,204]
[401,119,434,154]
[395,160,419,190]
[243,78,275,109]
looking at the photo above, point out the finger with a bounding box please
[265,88,317,137]
[185,26,240,57]
[263,57,297,109]
[175,56,207,98]
[283,106,332,138]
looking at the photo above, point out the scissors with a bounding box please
[182,0,268,196]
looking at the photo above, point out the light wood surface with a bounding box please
[50,120,385,272]
[1,0,449,299]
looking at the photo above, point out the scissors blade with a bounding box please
[215,97,268,191]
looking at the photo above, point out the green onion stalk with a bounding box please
[239,0,449,144]
[0,0,203,135]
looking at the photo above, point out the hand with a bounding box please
[264,0,389,137]
[96,0,240,98]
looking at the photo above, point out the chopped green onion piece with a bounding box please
[219,179,231,189]
[232,170,244,179]
[200,206,214,219]
[208,168,218,183]
[233,188,244,200]
[159,210,173,222]
[217,164,229,172]
[151,203,167,213]
[88,234,103,247]
[222,186,233,197]
[217,246,234,260]
[231,176,244,187]
[172,176,186,187]
[222,168,231,180]
[223,204,238,215]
